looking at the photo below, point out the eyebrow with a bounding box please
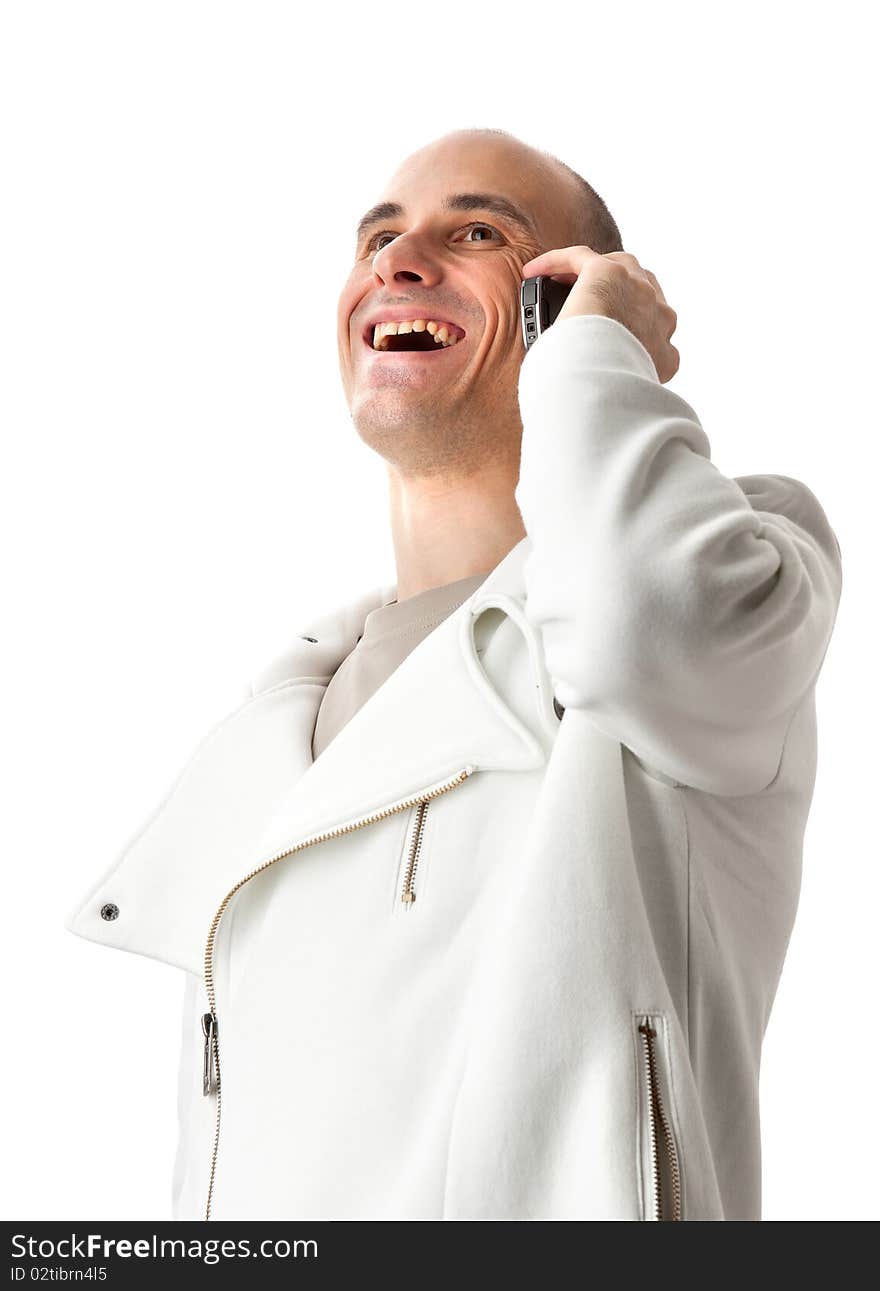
[355,191,538,244]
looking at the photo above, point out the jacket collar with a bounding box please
[65,535,561,975]
[251,534,558,852]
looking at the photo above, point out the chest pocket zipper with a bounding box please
[399,800,430,906]
[635,1012,683,1221]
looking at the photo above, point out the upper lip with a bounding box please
[360,307,467,347]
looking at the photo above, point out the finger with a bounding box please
[641,268,669,304]
[605,253,661,305]
[604,251,655,285]
[604,251,644,271]
[521,245,600,277]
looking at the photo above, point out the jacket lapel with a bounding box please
[65,536,561,976]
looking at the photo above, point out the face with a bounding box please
[337,133,579,478]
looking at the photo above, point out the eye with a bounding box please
[459,223,501,244]
[365,222,503,255]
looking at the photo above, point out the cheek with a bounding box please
[480,258,528,350]
[337,274,367,344]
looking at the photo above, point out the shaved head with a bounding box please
[402,127,623,255]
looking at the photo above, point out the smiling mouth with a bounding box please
[364,319,466,352]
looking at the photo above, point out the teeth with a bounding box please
[371,319,462,350]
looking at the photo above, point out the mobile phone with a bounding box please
[520,275,573,350]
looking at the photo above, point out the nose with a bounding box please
[370,235,442,288]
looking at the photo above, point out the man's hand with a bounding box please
[521,247,680,384]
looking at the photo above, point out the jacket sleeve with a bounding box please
[514,313,843,797]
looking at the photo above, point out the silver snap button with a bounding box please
[100,902,119,921]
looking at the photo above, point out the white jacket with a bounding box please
[65,315,843,1221]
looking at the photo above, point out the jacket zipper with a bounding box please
[637,1015,682,1221]
[200,763,476,1221]
[201,1010,218,1097]
[400,800,429,905]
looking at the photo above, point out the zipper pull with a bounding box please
[201,1011,219,1097]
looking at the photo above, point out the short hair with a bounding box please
[463,128,624,253]
[549,157,624,253]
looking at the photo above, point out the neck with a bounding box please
[387,460,526,602]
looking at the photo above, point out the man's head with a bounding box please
[337,128,621,481]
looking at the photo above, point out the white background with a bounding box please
[1,1,875,1221]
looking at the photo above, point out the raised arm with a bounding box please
[514,250,842,796]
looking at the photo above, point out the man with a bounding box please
[65,128,843,1221]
